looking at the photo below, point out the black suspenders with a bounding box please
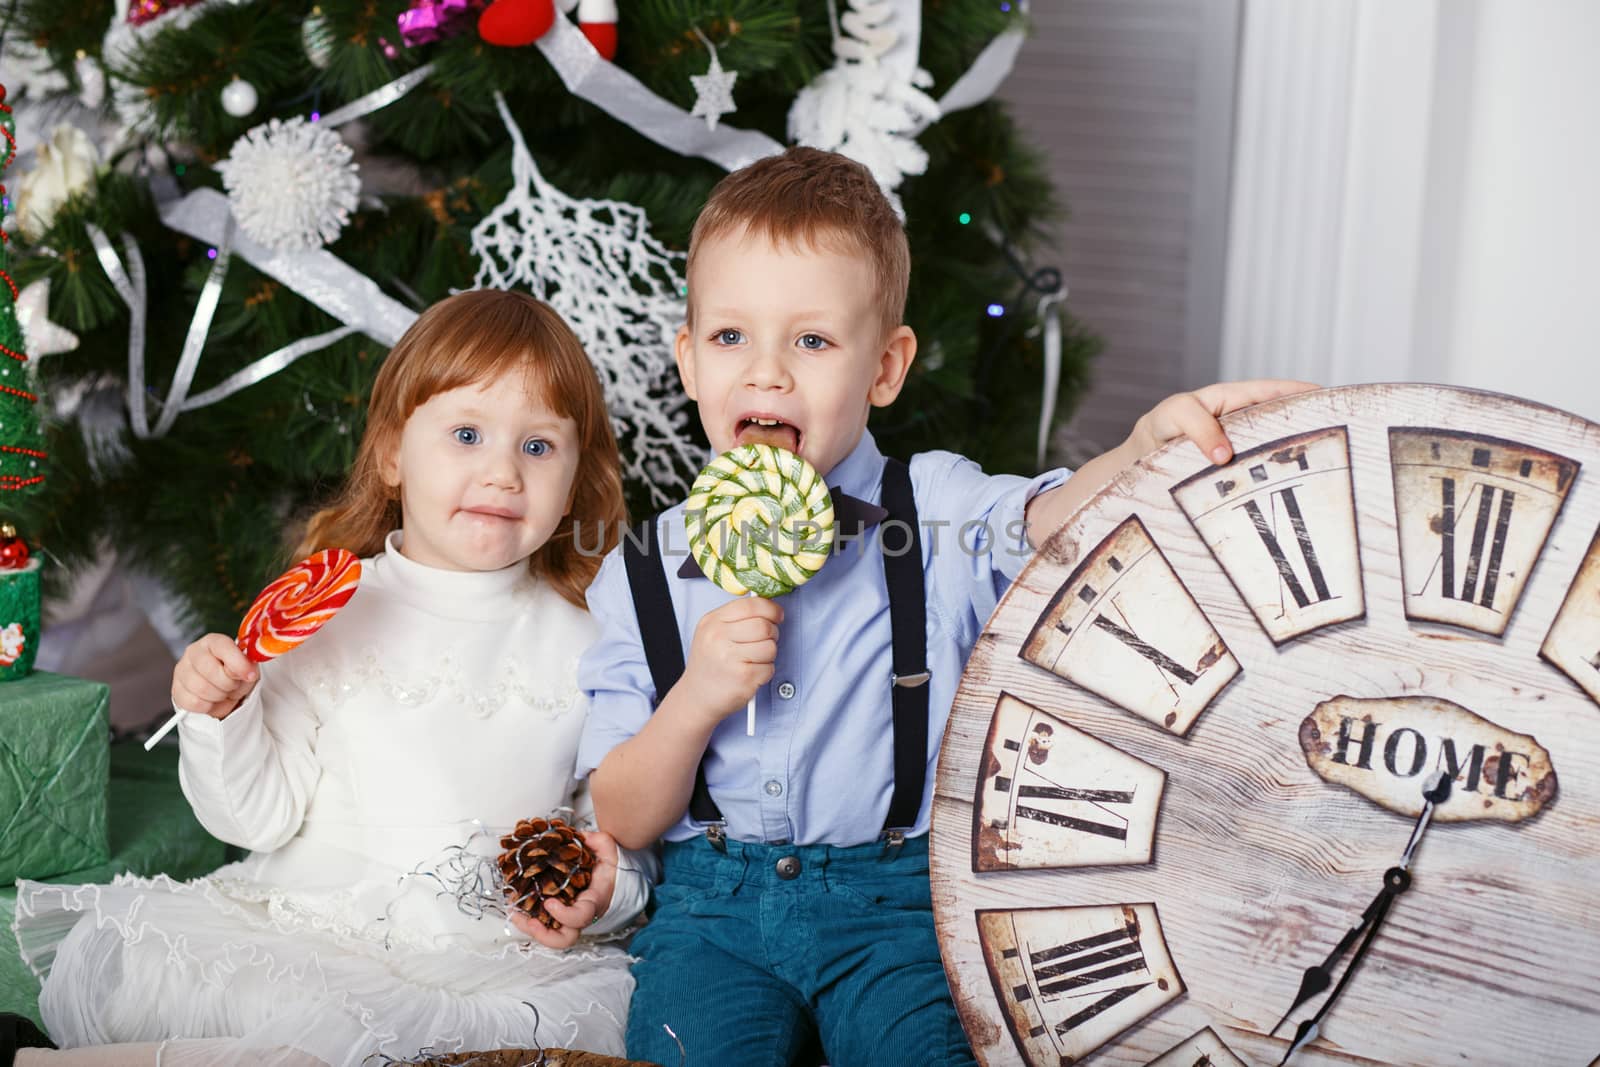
[621,458,930,843]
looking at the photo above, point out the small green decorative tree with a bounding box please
[0,83,46,680]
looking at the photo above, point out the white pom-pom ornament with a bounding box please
[217,117,362,252]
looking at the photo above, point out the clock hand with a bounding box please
[1399,769,1452,869]
[1268,771,1452,1042]
[1277,872,1406,1066]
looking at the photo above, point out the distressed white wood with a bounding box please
[975,693,1167,872]
[1147,1026,1248,1067]
[974,903,1184,1066]
[933,385,1600,1067]
[1541,526,1600,706]
[1020,516,1241,736]
[1171,427,1364,644]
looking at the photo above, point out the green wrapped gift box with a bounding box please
[0,671,111,882]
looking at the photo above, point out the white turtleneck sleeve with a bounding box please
[177,659,322,853]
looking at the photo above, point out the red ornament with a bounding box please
[477,0,555,47]
[0,525,30,570]
[125,0,206,27]
[577,0,617,60]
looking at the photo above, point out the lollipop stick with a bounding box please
[747,591,758,736]
[144,708,187,751]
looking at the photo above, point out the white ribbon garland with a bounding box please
[938,8,1028,115]
[84,225,153,438]
[160,189,417,346]
[1034,288,1066,470]
[534,10,783,171]
[319,62,438,129]
[85,188,416,439]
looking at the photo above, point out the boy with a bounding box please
[575,146,1307,1066]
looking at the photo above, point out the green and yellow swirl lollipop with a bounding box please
[685,444,836,732]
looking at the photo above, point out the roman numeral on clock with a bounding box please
[1172,426,1365,644]
[1147,1027,1249,1067]
[1243,490,1331,607]
[1435,476,1516,607]
[978,904,1184,1067]
[1391,429,1577,635]
[1541,525,1600,708]
[1014,785,1135,839]
[1023,516,1240,735]
[974,694,1165,872]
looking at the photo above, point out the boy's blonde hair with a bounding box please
[687,147,910,339]
[297,289,625,609]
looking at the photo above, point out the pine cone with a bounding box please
[497,816,596,929]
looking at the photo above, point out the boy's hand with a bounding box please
[171,634,259,719]
[679,596,783,727]
[1023,379,1320,550]
[509,830,621,949]
[1125,379,1318,465]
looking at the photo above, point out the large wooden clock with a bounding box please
[931,384,1600,1066]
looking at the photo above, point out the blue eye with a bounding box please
[798,333,828,351]
[524,438,550,457]
[453,427,481,445]
[713,329,744,346]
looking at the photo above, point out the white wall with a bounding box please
[1222,0,1600,423]
[1424,0,1600,412]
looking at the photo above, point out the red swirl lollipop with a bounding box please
[235,548,362,662]
[146,549,362,750]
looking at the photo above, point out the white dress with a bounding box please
[12,533,654,1065]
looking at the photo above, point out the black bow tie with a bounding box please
[675,489,890,580]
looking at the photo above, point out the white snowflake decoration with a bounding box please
[472,94,697,504]
[0,623,25,668]
[217,117,361,252]
[788,0,941,204]
[690,48,739,131]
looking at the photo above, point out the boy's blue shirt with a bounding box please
[575,430,1069,847]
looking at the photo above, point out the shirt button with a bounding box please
[764,779,784,797]
[775,856,801,879]
[777,681,796,700]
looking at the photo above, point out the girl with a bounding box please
[10,290,652,1065]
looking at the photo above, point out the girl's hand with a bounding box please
[508,829,621,950]
[171,634,259,719]
[1125,379,1319,464]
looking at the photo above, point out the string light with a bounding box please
[958,212,972,225]
[986,303,1005,317]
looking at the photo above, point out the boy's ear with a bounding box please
[868,325,917,408]
[674,323,698,401]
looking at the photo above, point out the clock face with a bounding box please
[932,385,1600,1066]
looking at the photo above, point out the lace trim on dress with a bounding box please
[305,650,581,719]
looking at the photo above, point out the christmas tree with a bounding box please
[1,0,1097,636]
[0,85,48,511]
